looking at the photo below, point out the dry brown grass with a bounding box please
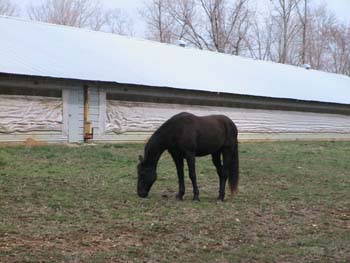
[0,142,349,262]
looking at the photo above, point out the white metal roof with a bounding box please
[0,16,349,104]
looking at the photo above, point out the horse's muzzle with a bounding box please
[138,191,148,198]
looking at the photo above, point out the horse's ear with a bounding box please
[139,155,144,164]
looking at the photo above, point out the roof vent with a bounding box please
[176,39,186,48]
[303,64,311,70]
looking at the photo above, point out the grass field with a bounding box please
[0,141,349,262]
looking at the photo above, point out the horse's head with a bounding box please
[137,155,157,198]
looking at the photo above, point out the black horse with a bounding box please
[137,112,239,201]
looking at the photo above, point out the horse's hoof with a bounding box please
[176,194,184,201]
[217,196,225,202]
[192,196,200,202]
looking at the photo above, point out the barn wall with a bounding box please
[0,93,68,142]
[1,77,349,143]
[0,84,87,143]
[100,100,350,142]
[0,95,62,133]
[0,81,96,143]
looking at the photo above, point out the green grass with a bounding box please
[0,141,349,262]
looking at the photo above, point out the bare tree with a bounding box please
[105,9,135,36]
[296,0,309,65]
[0,0,19,16]
[326,24,350,75]
[140,0,177,43]
[86,4,106,31]
[141,0,252,54]
[141,0,350,76]
[246,15,275,61]
[303,4,336,70]
[197,0,252,54]
[164,0,207,48]
[180,0,251,54]
[269,0,302,64]
[28,0,105,30]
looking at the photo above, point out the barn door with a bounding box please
[68,88,84,143]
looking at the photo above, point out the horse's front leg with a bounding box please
[169,150,185,200]
[186,153,200,201]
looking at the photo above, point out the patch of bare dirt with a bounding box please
[0,229,144,256]
[24,138,47,147]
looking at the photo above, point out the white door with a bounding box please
[68,88,84,143]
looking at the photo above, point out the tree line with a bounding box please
[1,0,349,76]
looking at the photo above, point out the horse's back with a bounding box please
[197,114,238,138]
[171,112,234,125]
[166,112,237,155]
[169,112,237,136]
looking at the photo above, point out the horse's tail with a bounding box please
[228,125,239,194]
[228,140,239,194]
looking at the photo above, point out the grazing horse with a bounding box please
[137,112,239,201]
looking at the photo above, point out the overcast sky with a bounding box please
[13,0,350,36]
[13,0,350,18]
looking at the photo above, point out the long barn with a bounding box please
[0,16,350,143]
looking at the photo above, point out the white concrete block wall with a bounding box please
[101,100,350,142]
[1,85,348,143]
[0,94,67,142]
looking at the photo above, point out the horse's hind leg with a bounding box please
[169,150,185,200]
[223,146,235,195]
[212,151,226,201]
[185,153,200,201]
